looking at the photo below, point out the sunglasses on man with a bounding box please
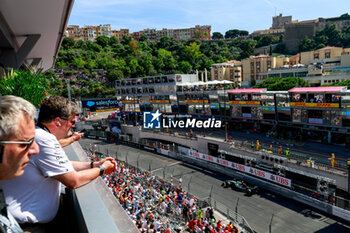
[0,138,35,152]
[60,117,76,125]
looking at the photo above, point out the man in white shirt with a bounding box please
[1,96,116,231]
[0,95,40,233]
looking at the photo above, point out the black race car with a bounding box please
[221,179,236,188]
[222,179,259,196]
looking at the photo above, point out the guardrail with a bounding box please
[206,197,254,233]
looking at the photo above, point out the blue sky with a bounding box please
[68,0,349,34]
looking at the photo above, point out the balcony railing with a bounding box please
[63,143,139,233]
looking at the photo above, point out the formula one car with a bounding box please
[222,179,258,196]
[221,179,236,188]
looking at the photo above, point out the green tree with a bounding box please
[81,88,90,97]
[212,32,224,40]
[109,36,119,46]
[139,35,148,42]
[341,25,350,47]
[62,37,75,49]
[95,36,111,48]
[129,58,143,77]
[85,40,102,52]
[225,29,248,39]
[72,57,85,69]
[0,69,50,107]
[73,40,86,49]
[107,69,124,82]
[129,40,139,55]
[318,24,342,47]
[299,36,316,52]
[256,34,280,48]
[255,77,309,91]
[184,42,203,69]
[178,61,192,73]
[86,59,97,69]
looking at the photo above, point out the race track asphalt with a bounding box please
[79,138,350,233]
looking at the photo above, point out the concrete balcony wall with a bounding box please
[64,142,139,233]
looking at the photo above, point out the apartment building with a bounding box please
[66,25,83,40]
[130,25,211,42]
[111,29,130,41]
[260,47,350,86]
[66,24,112,41]
[241,55,288,86]
[210,60,242,86]
[300,46,348,65]
[67,24,211,42]
[82,26,97,41]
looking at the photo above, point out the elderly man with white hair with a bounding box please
[1,95,117,233]
[0,95,40,233]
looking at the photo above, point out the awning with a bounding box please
[228,88,267,94]
[0,0,75,72]
[288,86,347,93]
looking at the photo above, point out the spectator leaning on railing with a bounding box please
[1,95,117,233]
[0,95,40,233]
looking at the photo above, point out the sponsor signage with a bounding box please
[82,98,119,108]
[158,148,170,156]
[342,111,350,116]
[143,146,156,152]
[150,100,170,103]
[278,107,291,111]
[290,102,339,108]
[308,118,323,124]
[187,150,291,187]
[262,107,275,111]
[242,113,252,118]
[185,100,209,104]
[229,101,261,105]
[96,108,118,112]
[123,100,138,104]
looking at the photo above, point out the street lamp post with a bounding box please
[224,83,228,141]
[133,93,137,126]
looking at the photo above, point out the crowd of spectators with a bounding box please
[52,68,110,91]
[99,159,241,233]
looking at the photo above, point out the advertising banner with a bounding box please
[242,113,252,118]
[185,100,209,103]
[290,102,339,108]
[188,150,291,187]
[309,118,323,124]
[150,100,170,103]
[228,101,261,105]
[82,98,119,108]
[122,100,138,104]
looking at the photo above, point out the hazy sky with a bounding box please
[68,0,349,34]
